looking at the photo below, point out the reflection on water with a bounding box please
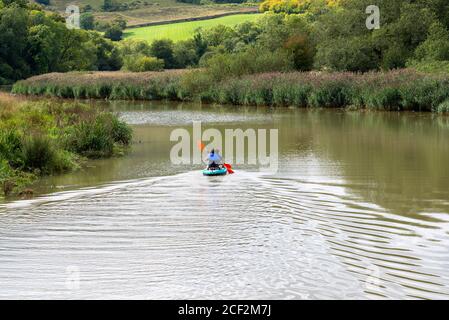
[1,102,449,299]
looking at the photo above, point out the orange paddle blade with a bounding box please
[223,163,234,174]
[197,140,206,152]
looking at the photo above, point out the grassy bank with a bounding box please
[124,13,261,42]
[12,69,449,113]
[0,92,132,198]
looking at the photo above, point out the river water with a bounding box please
[1,101,449,299]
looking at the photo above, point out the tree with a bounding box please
[150,39,176,68]
[87,32,122,71]
[314,37,379,72]
[2,0,28,7]
[173,40,199,68]
[0,5,30,82]
[413,22,449,62]
[283,33,315,71]
[104,24,123,41]
[80,13,95,30]
[113,16,127,30]
[26,24,56,74]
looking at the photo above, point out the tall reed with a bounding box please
[12,69,449,112]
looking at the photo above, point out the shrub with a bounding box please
[21,135,57,173]
[111,116,133,145]
[66,113,131,158]
[0,128,24,168]
[436,100,449,113]
[203,48,293,81]
[104,24,123,41]
[122,55,164,72]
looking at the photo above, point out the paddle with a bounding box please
[223,163,234,174]
[197,141,206,152]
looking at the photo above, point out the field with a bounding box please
[124,13,261,42]
[39,0,259,27]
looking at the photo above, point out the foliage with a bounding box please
[150,39,177,68]
[104,24,123,41]
[0,95,132,197]
[0,1,124,83]
[15,69,449,114]
[122,55,164,72]
[80,12,95,30]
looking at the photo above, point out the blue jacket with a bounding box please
[208,153,222,162]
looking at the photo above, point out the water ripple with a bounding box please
[0,171,448,299]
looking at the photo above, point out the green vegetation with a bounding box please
[0,0,124,84]
[13,69,449,113]
[256,0,449,72]
[0,92,132,197]
[124,13,260,42]
[7,0,449,114]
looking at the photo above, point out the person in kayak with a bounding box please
[206,148,222,170]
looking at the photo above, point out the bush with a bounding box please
[21,135,57,173]
[66,113,131,158]
[436,100,449,113]
[104,24,123,41]
[150,39,176,69]
[80,13,94,30]
[111,116,133,145]
[0,128,24,168]
[122,55,164,72]
[203,48,293,81]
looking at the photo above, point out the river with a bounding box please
[1,101,449,299]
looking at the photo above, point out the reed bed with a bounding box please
[12,69,449,112]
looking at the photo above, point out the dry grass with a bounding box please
[0,92,26,116]
[17,70,186,86]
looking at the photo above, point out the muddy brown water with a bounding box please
[1,101,449,299]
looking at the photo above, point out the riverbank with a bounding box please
[12,69,449,112]
[0,92,132,198]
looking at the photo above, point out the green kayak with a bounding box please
[202,167,228,176]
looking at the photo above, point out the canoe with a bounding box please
[202,167,228,176]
